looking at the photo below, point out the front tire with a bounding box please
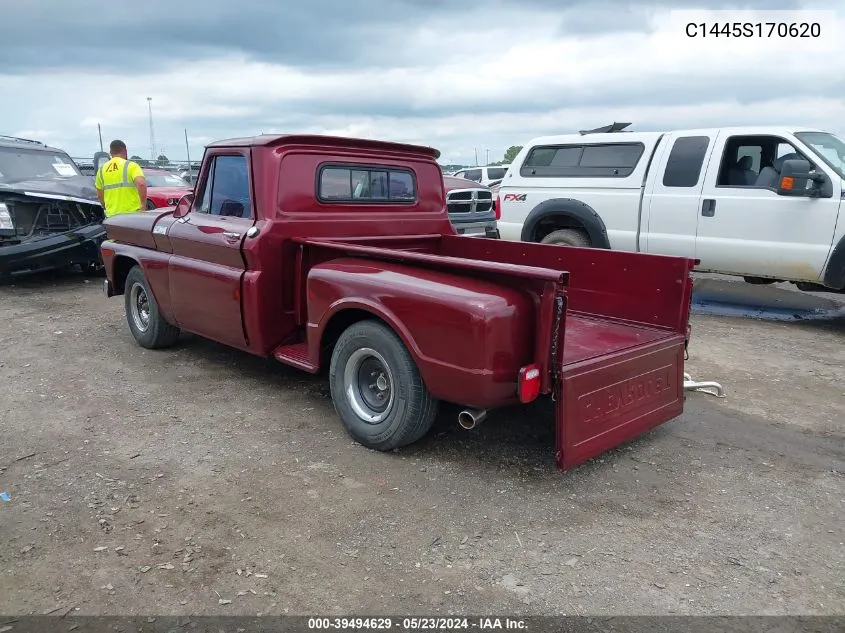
[540,228,591,247]
[329,319,438,451]
[124,265,180,349]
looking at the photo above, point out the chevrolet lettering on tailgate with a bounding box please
[579,366,674,424]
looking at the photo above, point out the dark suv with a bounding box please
[0,135,105,277]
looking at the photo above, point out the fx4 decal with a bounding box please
[503,193,527,202]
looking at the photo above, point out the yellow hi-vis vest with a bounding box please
[95,157,144,216]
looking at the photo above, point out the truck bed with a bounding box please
[294,233,694,470]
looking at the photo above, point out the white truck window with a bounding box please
[716,135,809,188]
[520,143,643,178]
[662,136,710,187]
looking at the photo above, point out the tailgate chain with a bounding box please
[550,296,564,403]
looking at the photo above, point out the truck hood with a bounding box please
[0,176,100,206]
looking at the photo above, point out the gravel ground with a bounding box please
[0,270,842,617]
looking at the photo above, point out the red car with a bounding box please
[142,168,193,210]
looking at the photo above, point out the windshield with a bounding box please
[144,171,190,187]
[0,146,82,183]
[794,131,845,180]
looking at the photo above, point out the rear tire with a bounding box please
[124,265,180,349]
[540,228,591,247]
[329,319,438,451]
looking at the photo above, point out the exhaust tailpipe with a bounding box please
[458,408,488,430]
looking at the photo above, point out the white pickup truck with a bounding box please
[495,123,845,292]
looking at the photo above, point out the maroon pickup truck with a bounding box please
[100,134,697,471]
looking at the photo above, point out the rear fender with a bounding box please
[306,257,536,408]
[101,241,176,324]
[313,299,425,371]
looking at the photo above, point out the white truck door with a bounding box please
[642,132,716,257]
[695,131,840,282]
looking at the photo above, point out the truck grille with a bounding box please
[446,188,493,214]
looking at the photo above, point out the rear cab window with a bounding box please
[317,165,417,203]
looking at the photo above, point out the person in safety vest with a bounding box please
[95,139,147,216]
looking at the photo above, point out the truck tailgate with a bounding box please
[556,315,686,470]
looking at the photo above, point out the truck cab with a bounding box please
[99,134,702,471]
[497,124,845,292]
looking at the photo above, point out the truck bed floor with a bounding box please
[562,314,673,366]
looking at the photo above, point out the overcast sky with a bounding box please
[2,0,843,165]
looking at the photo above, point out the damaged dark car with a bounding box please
[0,136,106,278]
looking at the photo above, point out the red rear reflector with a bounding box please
[101,247,115,256]
[494,194,501,220]
[517,364,541,403]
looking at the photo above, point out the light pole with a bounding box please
[147,97,156,160]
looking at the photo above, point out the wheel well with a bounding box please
[318,308,389,369]
[532,214,589,242]
[112,255,138,295]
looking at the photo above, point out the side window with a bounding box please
[580,144,643,169]
[318,165,416,202]
[523,146,581,169]
[462,169,482,182]
[486,167,507,180]
[520,143,643,177]
[716,135,812,188]
[194,155,251,218]
[662,136,710,187]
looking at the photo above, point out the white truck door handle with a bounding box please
[223,231,241,242]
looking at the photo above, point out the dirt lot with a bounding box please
[0,271,843,617]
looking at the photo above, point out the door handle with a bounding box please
[701,199,716,217]
[222,231,241,242]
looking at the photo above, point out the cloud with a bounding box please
[1,1,843,164]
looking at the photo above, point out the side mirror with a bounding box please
[776,159,813,196]
[173,193,194,218]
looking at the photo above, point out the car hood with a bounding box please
[443,175,490,192]
[0,175,100,205]
[148,186,192,197]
